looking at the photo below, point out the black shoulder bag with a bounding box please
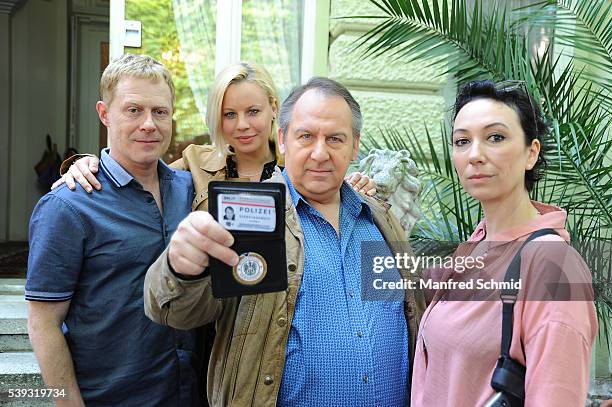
[484,228,559,407]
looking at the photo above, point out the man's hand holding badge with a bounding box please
[168,181,287,297]
[168,211,239,276]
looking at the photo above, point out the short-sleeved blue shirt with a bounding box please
[278,170,409,407]
[26,150,198,406]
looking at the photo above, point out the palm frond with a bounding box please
[361,125,482,242]
[354,0,612,343]
[353,0,534,84]
[515,0,612,81]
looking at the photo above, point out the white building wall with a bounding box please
[0,13,10,241]
[8,0,68,240]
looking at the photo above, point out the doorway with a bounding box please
[70,16,109,155]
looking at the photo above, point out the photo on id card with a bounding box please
[208,181,287,298]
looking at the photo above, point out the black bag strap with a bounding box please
[499,228,559,357]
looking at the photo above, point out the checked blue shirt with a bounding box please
[278,170,409,407]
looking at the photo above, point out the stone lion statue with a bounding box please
[359,148,421,237]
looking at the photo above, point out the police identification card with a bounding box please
[217,194,276,232]
[208,181,287,298]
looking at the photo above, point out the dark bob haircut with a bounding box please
[452,80,550,192]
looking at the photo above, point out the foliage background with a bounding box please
[125,0,206,140]
[356,0,611,347]
[125,0,302,142]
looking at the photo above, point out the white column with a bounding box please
[301,0,329,83]
[301,0,317,83]
[215,0,242,75]
[109,0,125,61]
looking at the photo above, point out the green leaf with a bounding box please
[351,0,612,346]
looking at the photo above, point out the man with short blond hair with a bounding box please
[26,54,199,406]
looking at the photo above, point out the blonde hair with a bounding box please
[99,53,175,106]
[207,62,279,156]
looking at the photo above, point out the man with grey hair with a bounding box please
[278,76,363,137]
[144,77,425,406]
[26,54,200,406]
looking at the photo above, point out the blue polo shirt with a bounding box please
[278,170,409,407]
[26,150,198,406]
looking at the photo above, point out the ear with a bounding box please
[96,101,110,127]
[526,138,541,170]
[351,133,361,161]
[277,127,286,155]
[271,101,278,117]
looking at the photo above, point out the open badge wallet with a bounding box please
[208,181,287,298]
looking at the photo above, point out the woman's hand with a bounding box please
[50,156,102,193]
[346,172,377,196]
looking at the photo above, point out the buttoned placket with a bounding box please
[158,176,172,246]
[309,202,376,395]
[136,174,183,354]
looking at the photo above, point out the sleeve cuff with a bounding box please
[167,257,210,281]
[25,290,73,302]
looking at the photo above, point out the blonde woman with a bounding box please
[55,62,376,205]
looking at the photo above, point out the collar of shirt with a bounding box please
[100,148,175,188]
[469,200,569,245]
[280,168,373,222]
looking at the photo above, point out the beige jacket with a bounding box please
[171,142,283,212]
[144,168,426,407]
[169,144,229,211]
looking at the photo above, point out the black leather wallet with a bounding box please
[208,181,287,298]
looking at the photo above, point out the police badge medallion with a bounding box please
[233,252,267,285]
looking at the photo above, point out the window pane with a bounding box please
[125,0,214,144]
[241,0,303,101]
[124,0,303,154]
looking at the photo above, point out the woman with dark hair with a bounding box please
[411,80,598,406]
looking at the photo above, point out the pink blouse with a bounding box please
[411,202,598,407]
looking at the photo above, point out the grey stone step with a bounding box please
[0,295,31,352]
[0,299,27,335]
[0,353,51,406]
[0,279,25,295]
[0,335,31,352]
[0,352,40,375]
[0,398,53,407]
